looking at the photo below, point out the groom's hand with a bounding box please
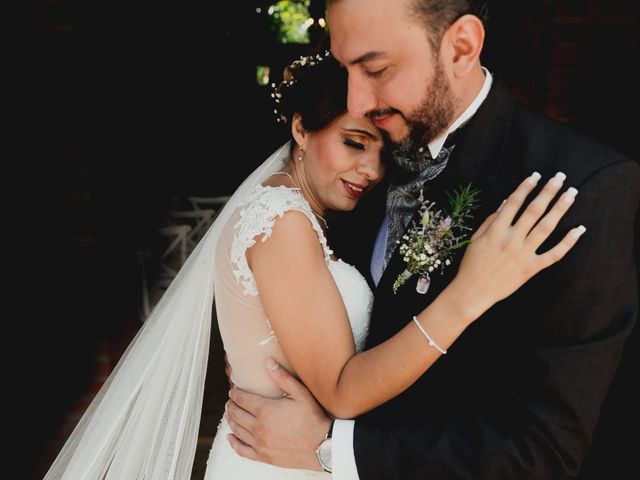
[226,357,332,471]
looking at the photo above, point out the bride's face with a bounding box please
[304,113,384,213]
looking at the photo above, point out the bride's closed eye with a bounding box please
[343,138,366,150]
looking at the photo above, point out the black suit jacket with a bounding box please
[329,80,640,479]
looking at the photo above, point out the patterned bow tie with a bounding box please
[383,143,456,265]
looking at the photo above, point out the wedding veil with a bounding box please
[44,142,291,479]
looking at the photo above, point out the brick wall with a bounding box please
[492,0,638,158]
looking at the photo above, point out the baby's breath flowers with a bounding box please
[393,185,481,294]
[272,50,333,124]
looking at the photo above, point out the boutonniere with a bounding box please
[393,185,481,295]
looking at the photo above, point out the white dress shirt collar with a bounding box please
[428,67,493,158]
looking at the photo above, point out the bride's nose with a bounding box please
[356,153,382,182]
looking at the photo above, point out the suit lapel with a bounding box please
[367,79,520,346]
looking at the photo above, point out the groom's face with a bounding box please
[328,0,457,149]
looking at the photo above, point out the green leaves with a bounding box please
[447,184,481,222]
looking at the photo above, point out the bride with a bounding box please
[44,52,583,479]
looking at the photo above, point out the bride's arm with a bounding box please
[248,175,583,419]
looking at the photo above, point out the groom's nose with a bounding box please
[347,74,378,119]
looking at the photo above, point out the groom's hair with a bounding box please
[409,0,489,51]
[328,0,489,53]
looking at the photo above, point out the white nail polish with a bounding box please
[497,199,507,211]
[564,187,578,202]
[528,172,541,186]
[551,172,566,187]
[572,225,587,238]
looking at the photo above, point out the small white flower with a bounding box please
[445,259,451,266]
[420,253,427,261]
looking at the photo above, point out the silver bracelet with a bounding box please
[412,316,447,355]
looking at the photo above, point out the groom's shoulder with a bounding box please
[510,103,637,184]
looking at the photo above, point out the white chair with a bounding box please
[150,196,230,292]
[188,195,231,223]
[167,209,215,252]
[155,224,192,284]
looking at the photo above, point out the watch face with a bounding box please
[319,438,332,470]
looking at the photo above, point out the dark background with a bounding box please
[14,1,638,478]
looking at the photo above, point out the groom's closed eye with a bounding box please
[364,67,388,78]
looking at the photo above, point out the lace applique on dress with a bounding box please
[230,185,333,297]
[258,318,277,346]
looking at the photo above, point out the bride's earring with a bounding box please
[298,148,305,162]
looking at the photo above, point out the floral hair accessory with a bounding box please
[272,49,333,124]
[393,185,481,295]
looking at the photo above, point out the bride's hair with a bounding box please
[272,49,347,133]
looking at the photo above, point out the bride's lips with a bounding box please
[342,179,367,199]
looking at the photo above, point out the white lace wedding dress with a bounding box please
[204,184,373,479]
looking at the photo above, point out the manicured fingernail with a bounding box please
[266,357,279,371]
[564,187,578,202]
[551,172,566,187]
[572,225,587,239]
[497,199,507,211]
[528,172,541,185]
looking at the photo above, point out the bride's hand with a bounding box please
[448,172,585,320]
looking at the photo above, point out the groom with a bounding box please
[226,1,640,478]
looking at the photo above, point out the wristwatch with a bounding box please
[315,420,334,474]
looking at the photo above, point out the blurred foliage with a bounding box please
[268,0,312,44]
[256,65,271,86]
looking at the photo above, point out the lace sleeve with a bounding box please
[230,185,333,296]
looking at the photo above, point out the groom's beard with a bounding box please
[379,60,456,173]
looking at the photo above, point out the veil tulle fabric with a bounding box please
[44,142,291,480]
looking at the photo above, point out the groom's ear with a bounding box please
[291,113,308,149]
[443,14,485,79]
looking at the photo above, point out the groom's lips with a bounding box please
[371,114,394,129]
